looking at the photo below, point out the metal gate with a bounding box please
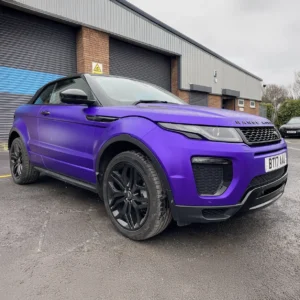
[110,38,171,91]
[0,6,77,141]
[189,92,208,106]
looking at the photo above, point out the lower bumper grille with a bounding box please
[192,160,233,196]
[249,166,287,189]
[202,208,228,219]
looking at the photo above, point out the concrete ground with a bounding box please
[0,140,300,300]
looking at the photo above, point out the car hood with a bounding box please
[281,124,300,129]
[91,104,272,127]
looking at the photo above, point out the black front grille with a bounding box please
[239,127,281,145]
[192,162,233,195]
[249,166,287,189]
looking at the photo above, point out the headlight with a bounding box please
[158,123,243,142]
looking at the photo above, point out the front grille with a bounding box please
[239,127,281,145]
[192,162,233,195]
[249,166,287,189]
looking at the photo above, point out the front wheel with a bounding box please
[10,138,40,184]
[102,151,172,240]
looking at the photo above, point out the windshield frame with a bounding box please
[85,74,187,107]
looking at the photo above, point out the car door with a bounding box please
[37,77,102,184]
[24,83,56,168]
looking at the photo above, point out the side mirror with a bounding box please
[60,89,95,106]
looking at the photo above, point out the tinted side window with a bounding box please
[50,78,94,104]
[33,84,56,105]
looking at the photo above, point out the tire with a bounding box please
[102,150,172,240]
[10,137,40,184]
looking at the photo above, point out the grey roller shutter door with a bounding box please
[0,6,77,141]
[189,92,208,106]
[110,38,171,91]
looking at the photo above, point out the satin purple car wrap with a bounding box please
[12,102,287,205]
[9,74,288,231]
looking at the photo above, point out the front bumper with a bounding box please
[171,171,287,224]
[143,126,288,207]
[280,128,300,137]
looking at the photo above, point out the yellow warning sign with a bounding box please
[92,62,103,74]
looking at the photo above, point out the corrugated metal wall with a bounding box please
[0,6,76,141]
[110,38,171,91]
[2,0,262,100]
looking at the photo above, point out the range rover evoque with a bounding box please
[8,74,288,240]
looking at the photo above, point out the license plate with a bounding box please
[287,131,296,134]
[265,152,287,173]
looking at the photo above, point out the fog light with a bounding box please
[191,157,233,196]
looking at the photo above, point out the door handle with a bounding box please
[41,111,50,116]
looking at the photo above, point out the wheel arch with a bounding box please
[96,134,173,204]
[8,128,23,150]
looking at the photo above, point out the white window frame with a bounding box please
[238,99,244,107]
[250,100,256,108]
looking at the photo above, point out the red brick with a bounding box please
[77,27,109,74]
[208,95,222,108]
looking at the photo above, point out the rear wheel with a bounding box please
[103,151,172,240]
[10,138,39,184]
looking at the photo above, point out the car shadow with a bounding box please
[33,174,280,248]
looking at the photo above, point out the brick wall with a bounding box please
[171,57,189,103]
[236,99,259,115]
[76,29,260,113]
[77,27,109,74]
[208,95,222,108]
[177,90,190,103]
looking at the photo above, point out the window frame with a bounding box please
[250,100,256,108]
[30,83,56,105]
[238,99,244,107]
[28,75,100,106]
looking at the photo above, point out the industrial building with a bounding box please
[0,0,263,141]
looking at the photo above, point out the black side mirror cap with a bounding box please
[60,89,95,106]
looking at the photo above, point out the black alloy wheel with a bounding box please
[103,150,172,240]
[107,162,149,230]
[11,142,23,179]
[9,137,40,184]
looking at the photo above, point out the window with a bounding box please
[238,99,244,107]
[33,84,56,105]
[50,78,94,104]
[250,101,256,108]
[90,76,186,106]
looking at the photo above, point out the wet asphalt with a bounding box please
[0,140,300,300]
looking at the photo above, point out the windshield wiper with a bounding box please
[134,100,170,105]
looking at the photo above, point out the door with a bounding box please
[222,97,236,110]
[26,82,56,167]
[189,92,208,106]
[37,77,102,184]
[110,38,171,91]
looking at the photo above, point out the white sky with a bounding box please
[128,0,300,86]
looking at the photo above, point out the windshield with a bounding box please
[90,76,186,106]
[288,117,300,124]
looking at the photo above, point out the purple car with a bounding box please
[8,74,288,240]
